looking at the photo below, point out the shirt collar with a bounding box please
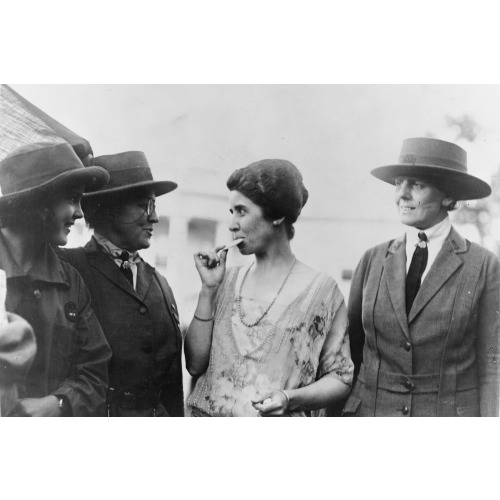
[93,233,141,263]
[406,215,452,248]
[0,231,68,285]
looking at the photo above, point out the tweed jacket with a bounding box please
[344,227,499,417]
[59,238,184,416]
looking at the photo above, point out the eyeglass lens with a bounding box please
[147,199,156,216]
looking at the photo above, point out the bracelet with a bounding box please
[194,313,214,322]
[278,389,290,408]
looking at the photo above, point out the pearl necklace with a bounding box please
[236,256,297,328]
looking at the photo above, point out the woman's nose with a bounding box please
[397,181,411,198]
[74,202,84,220]
[229,219,239,232]
[147,209,159,223]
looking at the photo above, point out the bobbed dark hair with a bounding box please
[0,184,59,230]
[226,159,308,239]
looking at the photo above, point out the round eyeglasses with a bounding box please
[139,198,156,217]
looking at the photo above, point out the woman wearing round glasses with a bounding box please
[60,151,184,417]
[185,159,354,416]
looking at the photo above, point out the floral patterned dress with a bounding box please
[187,266,353,416]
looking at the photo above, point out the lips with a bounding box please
[400,205,415,213]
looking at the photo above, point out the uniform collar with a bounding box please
[0,231,69,285]
[406,216,452,249]
[93,233,140,263]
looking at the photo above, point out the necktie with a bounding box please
[119,251,134,287]
[405,232,428,315]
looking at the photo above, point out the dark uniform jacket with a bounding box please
[59,238,184,417]
[0,233,111,416]
[344,227,499,417]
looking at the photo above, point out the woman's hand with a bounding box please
[193,245,228,290]
[252,389,290,417]
[10,396,61,417]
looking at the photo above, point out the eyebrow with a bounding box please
[230,204,246,212]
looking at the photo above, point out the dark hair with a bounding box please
[226,159,308,239]
[0,188,50,229]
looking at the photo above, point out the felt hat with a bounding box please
[370,137,491,200]
[84,151,177,198]
[0,142,109,213]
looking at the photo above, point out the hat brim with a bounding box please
[83,180,178,198]
[370,163,492,200]
[0,166,110,212]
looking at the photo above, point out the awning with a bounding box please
[0,84,93,164]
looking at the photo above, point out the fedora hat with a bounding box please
[370,137,491,200]
[84,151,177,198]
[0,142,110,213]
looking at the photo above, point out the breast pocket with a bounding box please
[49,323,78,381]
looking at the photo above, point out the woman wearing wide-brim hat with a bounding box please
[344,137,499,417]
[0,142,112,417]
[59,151,184,417]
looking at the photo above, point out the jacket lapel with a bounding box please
[85,239,138,299]
[384,235,411,340]
[408,228,465,323]
[136,261,155,301]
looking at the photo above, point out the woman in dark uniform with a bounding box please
[0,142,111,416]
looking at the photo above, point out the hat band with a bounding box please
[399,153,467,173]
[103,166,154,190]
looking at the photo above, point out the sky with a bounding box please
[9,84,500,226]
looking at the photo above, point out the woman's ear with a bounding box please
[442,197,456,209]
[272,217,286,227]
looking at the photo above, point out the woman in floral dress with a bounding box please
[185,159,353,416]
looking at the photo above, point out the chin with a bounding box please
[400,215,416,227]
[138,239,151,250]
[52,237,68,246]
[238,245,252,256]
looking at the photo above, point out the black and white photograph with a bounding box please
[1,83,499,419]
[1,1,498,499]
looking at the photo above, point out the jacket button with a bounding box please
[403,341,411,351]
[33,289,42,299]
[404,379,414,390]
[143,344,153,354]
[402,406,409,415]
[139,306,148,314]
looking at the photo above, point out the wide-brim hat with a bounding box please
[84,151,177,198]
[0,142,110,213]
[370,137,491,200]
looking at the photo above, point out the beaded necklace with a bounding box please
[236,256,297,328]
